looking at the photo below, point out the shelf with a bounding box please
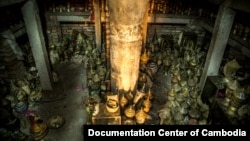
[198,19,250,56]
[48,12,197,24]
[213,98,241,125]
[229,35,250,50]
[228,38,250,58]
[57,15,92,22]
[10,23,26,38]
[198,19,214,33]
[147,14,198,24]
[0,28,26,79]
[47,11,91,16]
[47,11,92,22]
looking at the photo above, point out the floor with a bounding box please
[21,61,89,141]
[18,60,170,141]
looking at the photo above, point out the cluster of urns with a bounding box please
[145,34,210,125]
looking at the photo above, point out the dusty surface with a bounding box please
[30,62,88,141]
[144,66,170,125]
[20,61,170,141]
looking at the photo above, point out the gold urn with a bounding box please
[135,108,147,124]
[105,93,119,113]
[143,96,152,113]
[140,48,149,65]
[124,105,136,119]
[133,83,146,105]
[119,93,128,109]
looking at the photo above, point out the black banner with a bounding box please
[83,125,249,140]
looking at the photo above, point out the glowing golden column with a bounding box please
[108,0,150,93]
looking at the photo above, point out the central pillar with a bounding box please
[108,0,150,93]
